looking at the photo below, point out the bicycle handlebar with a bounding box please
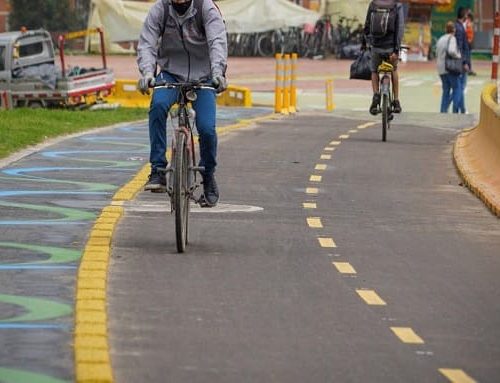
[151,80,216,91]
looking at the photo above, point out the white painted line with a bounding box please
[125,201,263,213]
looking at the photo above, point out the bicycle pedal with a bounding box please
[197,195,215,208]
[157,166,173,174]
[191,166,205,173]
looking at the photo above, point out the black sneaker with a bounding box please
[369,93,380,115]
[144,170,166,192]
[201,173,219,207]
[392,99,402,114]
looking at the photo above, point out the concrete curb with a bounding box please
[73,112,279,382]
[453,84,500,217]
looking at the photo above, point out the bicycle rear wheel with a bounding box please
[174,133,190,253]
[381,94,389,142]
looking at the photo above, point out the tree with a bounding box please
[9,0,85,32]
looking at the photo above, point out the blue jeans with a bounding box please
[457,72,467,113]
[149,72,217,176]
[440,73,460,113]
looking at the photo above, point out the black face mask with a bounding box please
[172,0,192,15]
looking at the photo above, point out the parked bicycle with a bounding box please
[153,80,215,253]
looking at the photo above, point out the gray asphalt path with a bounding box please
[0,106,271,383]
[109,111,500,383]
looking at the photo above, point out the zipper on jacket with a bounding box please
[179,24,191,81]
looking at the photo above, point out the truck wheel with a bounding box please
[28,101,44,109]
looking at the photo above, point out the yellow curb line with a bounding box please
[453,132,500,218]
[73,112,280,382]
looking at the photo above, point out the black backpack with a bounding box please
[369,0,397,38]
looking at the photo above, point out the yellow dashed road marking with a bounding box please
[315,164,327,171]
[318,237,336,248]
[329,140,341,145]
[306,187,319,194]
[320,154,331,160]
[324,147,335,151]
[332,262,356,274]
[307,217,323,228]
[439,369,477,383]
[390,327,425,344]
[303,202,317,209]
[356,289,387,305]
[339,134,350,139]
[348,129,358,133]
[358,122,377,129]
[310,175,322,182]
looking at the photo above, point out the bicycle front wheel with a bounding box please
[174,133,190,253]
[381,94,389,142]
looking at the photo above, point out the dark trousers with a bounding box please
[148,72,217,175]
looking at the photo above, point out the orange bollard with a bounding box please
[326,79,335,111]
[282,54,291,115]
[290,53,298,114]
[274,53,284,113]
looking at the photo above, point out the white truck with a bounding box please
[0,28,114,109]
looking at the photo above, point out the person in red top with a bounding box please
[464,10,476,75]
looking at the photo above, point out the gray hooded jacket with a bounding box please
[137,0,227,81]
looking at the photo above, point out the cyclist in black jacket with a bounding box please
[362,0,405,115]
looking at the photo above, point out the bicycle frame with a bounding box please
[152,81,215,252]
[377,60,394,141]
[153,81,214,203]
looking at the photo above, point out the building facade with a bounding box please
[0,0,9,33]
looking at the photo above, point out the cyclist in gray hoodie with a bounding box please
[137,0,228,207]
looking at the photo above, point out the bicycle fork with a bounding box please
[379,73,394,120]
[159,129,206,207]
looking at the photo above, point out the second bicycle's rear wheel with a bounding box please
[381,94,389,142]
[174,133,189,253]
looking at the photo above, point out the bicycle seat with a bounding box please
[378,61,394,73]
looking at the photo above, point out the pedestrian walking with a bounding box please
[436,21,461,113]
[464,10,476,75]
[455,7,470,113]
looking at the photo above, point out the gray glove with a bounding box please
[138,73,154,95]
[213,75,228,94]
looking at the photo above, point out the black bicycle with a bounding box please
[153,81,215,252]
[377,60,395,142]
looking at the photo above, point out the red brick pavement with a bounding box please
[66,55,490,92]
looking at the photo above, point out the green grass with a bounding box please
[0,107,148,159]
